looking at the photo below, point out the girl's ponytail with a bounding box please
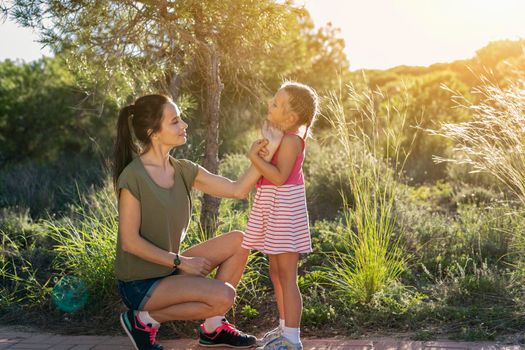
[113,105,137,192]
[280,81,319,139]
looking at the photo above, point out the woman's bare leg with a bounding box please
[182,230,250,287]
[144,230,249,323]
[144,275,235,322]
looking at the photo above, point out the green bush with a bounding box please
[399,196,523,279]
[302,303,336,327]
[0,57,117,163]
[304,140,352,220]
[0,157,105,218]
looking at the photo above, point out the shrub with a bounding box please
[322,84,408,305]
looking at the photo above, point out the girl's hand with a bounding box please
[258,146,270,159]
[178,255,212,276]
[261,120,284,161]
[248,139,269,162]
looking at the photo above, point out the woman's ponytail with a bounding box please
[112,94,172,193]
[113,105,137,192]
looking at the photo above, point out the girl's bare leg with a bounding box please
[269,255,285,323]
[274,253,301,327]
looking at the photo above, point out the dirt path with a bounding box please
[1,326,523,349]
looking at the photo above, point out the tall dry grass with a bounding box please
[431,78,525,205]
[429,75,525,284]
[322,83,411,304]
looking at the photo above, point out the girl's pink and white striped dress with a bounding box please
[242,131,312,254]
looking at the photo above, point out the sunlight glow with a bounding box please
[302,0,525,70]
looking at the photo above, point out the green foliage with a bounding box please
[7,1,350,165]
[219,153,251,182]
[431,77,525,205]
[44,182,119,304]
[475,39,525,69]
[0,156,105,217]
[240,305,259,319]
[2,173,525,338]
[0,208,53,312]
[0,57,117,163]
[303,140,351,219]
[401,71,470,182]
[0,207,39,247]
[399,189,524,278]
[349,39,525,184]
[302,303,336,327]
[413,330,436,341]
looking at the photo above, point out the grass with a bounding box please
[322,83,409,305]
[431,78,525,206]
[44,181,120,306]
[430,76,525,292]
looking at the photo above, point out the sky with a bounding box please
[1,0,525,70]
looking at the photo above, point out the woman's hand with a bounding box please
[178,255,212,276]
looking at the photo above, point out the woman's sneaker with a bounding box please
[256,327,282,346]
[256,335,303,350]
[120,310,163,350]
[199,319,257,348]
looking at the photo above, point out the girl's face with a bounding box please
[151,102,188,147]
[267,89,296,130]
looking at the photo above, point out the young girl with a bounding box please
[244,82,319,350]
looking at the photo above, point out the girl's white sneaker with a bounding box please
[256,335,303,350]
[256,327,282,346]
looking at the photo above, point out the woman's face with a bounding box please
[152,102,188,147]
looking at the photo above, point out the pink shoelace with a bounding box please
[148,326,159,345]
[134,313,159,345]
[219,321,241,337]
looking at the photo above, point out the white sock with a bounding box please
[137,311,160,328]
[279,319,285,330]
[282,326,300,344]
[204,315,225,333]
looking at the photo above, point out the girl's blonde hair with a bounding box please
[280,81,319,138]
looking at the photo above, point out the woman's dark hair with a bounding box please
[112,94,172,192]
[280,81,319,138]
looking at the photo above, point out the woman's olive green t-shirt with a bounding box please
[115,156,199,282]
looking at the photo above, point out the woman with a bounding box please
[113,94,280,350]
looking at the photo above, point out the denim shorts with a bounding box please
[118,269,179,310]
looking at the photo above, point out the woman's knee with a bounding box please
[225,230,244,246]
[228,230,250,257]
[211,282,236,314]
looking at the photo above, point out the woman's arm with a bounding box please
[248,134,302,186]
[118,189,211,276]
[193,160,263,199]
[193,122,284,199]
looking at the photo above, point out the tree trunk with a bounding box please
[200,45,223,237]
